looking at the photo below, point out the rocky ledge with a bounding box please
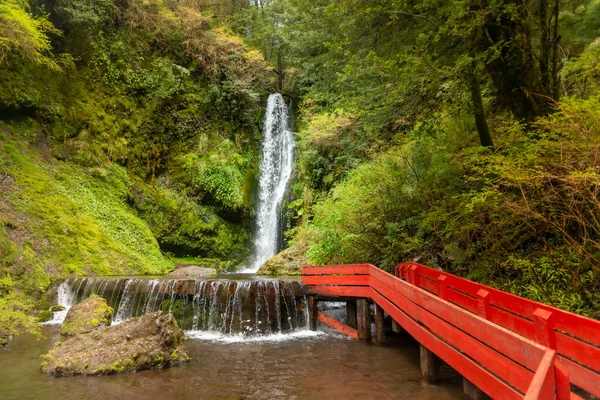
[60,294,113,337]
[42,312,189,376]
[169,265,216,278]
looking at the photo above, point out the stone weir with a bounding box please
[55,278,306,336]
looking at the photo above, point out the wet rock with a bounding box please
[41,312,189,376]
[169,265,216,278]
[60,294,112,337]
[256,243,308,276]
[37,310,54,322]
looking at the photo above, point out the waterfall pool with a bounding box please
[0,324,468,400]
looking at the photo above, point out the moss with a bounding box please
[60,295,113,336]
[0,338,8,346]
[37,310,53,322]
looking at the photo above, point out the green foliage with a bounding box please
[0,0,61,69]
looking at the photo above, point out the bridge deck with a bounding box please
[302,263,600,400]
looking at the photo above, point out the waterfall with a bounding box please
[246,93,295,272]
[46,277,306,337]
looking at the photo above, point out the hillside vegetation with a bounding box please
[233,0,600,318]
[0,0,273,341]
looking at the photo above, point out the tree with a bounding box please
[0,0,60,69]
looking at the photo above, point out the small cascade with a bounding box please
[246,93,295,272]
[50,277,306,336]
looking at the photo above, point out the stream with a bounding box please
[0,325,467,399]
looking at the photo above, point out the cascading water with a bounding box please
[47,277,307,337]
[245,93,295,272]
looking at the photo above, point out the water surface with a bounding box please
[0,326,467,400]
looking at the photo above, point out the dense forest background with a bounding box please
[1,0,600,341]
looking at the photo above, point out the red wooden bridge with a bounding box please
[302,263,600,400]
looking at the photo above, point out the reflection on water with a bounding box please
[0,326,467,400]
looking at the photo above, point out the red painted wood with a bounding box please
[304,285,371,298]
[533,309,556,349]
[371,281,535,393]
[488,306,535,339]
[304,263,600,399]
[401,263,600,348]
[369,268,546,371]
[302,275,370,286]
[438,275,448,300]
[557,356,600,398]
[302,265,371,276]
[524,350,556,400]
[317,312,358,339]
[555,332,600,381]
[446,287,478,312]
[417,276,439,294]
[477,289,491,320]
[554,359,571,400]
[370,288,522,400]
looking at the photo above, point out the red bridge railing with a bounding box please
[302,263,600,400]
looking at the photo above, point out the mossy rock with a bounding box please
[37,310,53,322]
[42,312,189,376]
[256,243,308,276]
[49,305,65,312]
[60,295,113,337]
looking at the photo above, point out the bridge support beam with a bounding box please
[308,295,318,331]
[463,378,487,400]
[420,344,440,384]
[357,298,371,341]
[374,303,386,345]
[346,299,357,329]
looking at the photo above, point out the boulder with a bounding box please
[41,312,189,376]
[169,265,216,278]
[256,242,308,276]
[60,294,112,337]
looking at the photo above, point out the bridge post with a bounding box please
[374,303,386,345]
[463,378,486,400]
[346,299,357,329]
[308,295,318,331]
[356,298,371,341]
[420,344,440,384]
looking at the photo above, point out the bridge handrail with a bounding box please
[396,262,600,398]
[302,263,600,399]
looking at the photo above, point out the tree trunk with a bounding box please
[551,0,560,101]
[465,63,494,149]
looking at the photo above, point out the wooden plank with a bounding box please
[420,344,439,384]
[369,267,546,371]
[302,265,371,276]
[370,288,522,400]
[417,276,439,294]
[346,299,357,329]
[401,263,600,349]
[555,332,600,386]
[304,285,371,298]
[374,303,386,345]
[302,275,370,286]
[446,287,478,312]
[554,360,571,400]
[371,280,535,393]
[477,289,491,320]
[533,308,556,349]
[488,306,535,339]
[317,312,358,339]
[558,355,600,398]
[524,350,556,400]
[357,298,371,341]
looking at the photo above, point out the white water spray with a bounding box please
[244,94,295,272]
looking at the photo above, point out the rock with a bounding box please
[60,294,113,337]
[37,310,54,322]
[256,242,309,276]
[169,265,216,278]
[49,305,65,312]
[41,312,189,376]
